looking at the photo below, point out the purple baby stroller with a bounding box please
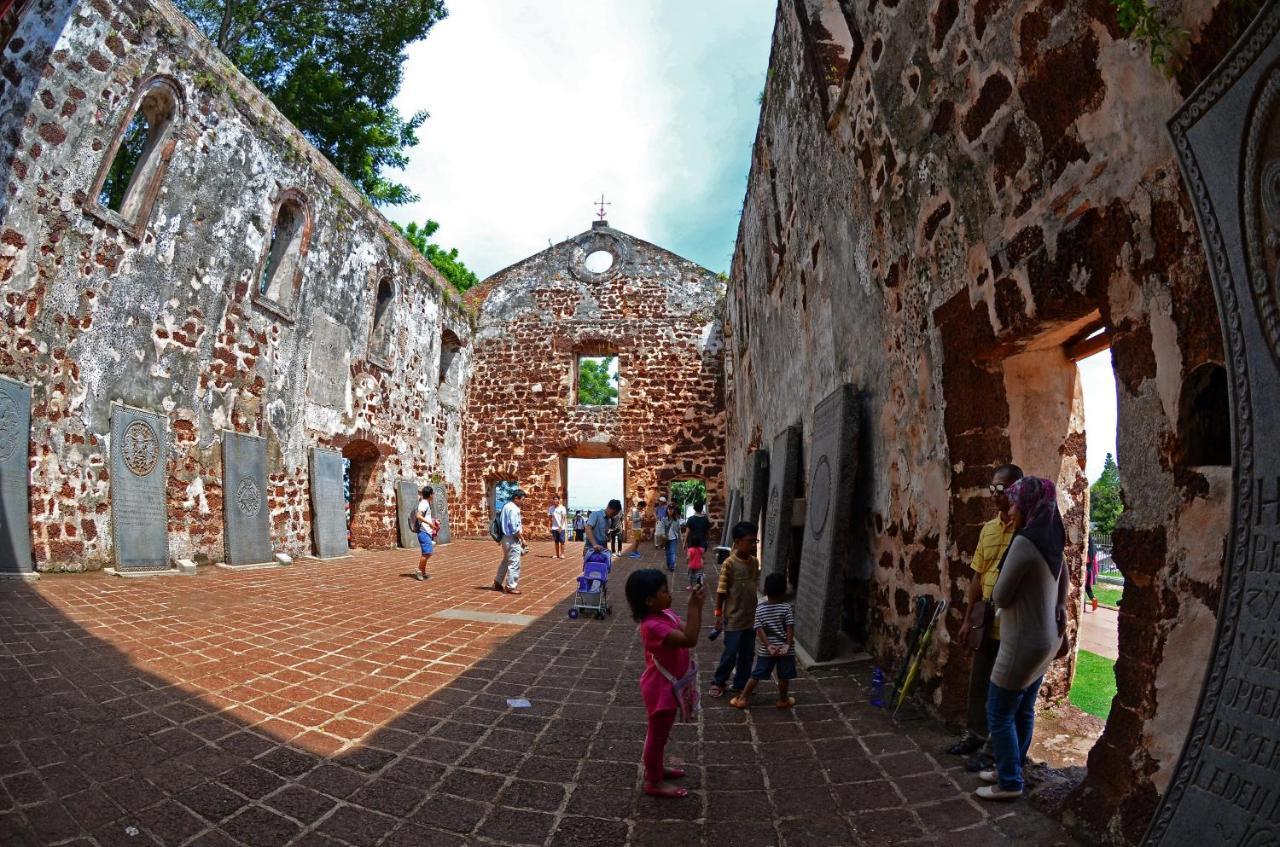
[569,550,612,620]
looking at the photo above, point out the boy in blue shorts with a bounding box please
[731,573,797,710]
[414,486,440,581]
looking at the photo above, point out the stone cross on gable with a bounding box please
[594,194,611,222]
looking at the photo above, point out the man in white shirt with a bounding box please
[548,493,568,559]
[414,486,440,582]
[493,489,527,594]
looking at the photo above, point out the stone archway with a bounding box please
[341,438,383,549]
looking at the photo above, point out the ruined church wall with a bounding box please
[729,0,1237,842]
[0,0,471,569]
[461,226,726,538]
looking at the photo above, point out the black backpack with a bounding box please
[489,514,504,543]
[408,510,420,534]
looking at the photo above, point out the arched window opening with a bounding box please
[89,76,182,233]
[368,276,395,364]
[439,329,463,386]
[1177,362,1231,467]
[255,192,311,318]
[0,0,32,52]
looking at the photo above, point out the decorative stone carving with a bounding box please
[121,420,160,477]
[221,431,271,566]
[110,404,169,570]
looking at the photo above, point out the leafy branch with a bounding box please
[1110,0,1187,71]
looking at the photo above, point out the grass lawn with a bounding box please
[1094,583,1123,609]
[1070,650,1117,719]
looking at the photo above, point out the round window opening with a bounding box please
[584,250,614,273]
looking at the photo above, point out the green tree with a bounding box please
[1090,453,1124,536]
[577,357,618,406]
[173,0,446,206]
[670,480,708,514]
[393,220,480,292]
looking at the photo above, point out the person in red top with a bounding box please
[625,568,705,799]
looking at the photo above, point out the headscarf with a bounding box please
[1006,476,1065,579]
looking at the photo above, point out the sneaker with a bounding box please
[975,784,1022,801]
[978,769,999,784]
[414,572,425,581]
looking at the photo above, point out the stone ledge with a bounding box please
[103,567,186,578]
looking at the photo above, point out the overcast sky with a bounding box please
[389,0,777,280]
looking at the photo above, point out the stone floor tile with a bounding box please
[548,814,630,847]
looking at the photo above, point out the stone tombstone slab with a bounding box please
[1155,11,1280,845]
[0,376,32,575]
[397,480,419,549]
[744,449,770,528]
[793,384,858,662]
[762,425,802,583]
[110,403,169,570]
[221,431,271,566]
[306,316,352,409]
[432,486,452,545]
[719,489,742,548]
[310,447,347,559]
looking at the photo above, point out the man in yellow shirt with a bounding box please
[949,464,1022,758]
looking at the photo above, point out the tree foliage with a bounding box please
[577,357,618,406]
[1090,453,1124,536]
[393,220,480,292]
[173,0,446,206]
[670,480,708,513]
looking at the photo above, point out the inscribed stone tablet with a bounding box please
[432,487,452,545]
[0,376,32,574]
[110,404,169,570]
[744,449,770,529]
[719,489,742,549]
[794,385,858,661]
[762,426,802,583]
[306,316,352,410]
[221,432,272,566]
[310,448,347,558]
[397,480,419,549]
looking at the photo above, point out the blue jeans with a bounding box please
[986,676,1043,792]
[665,539,676,570]
[713,629,754,691]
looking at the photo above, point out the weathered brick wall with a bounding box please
[461,223,726,538]
[0,0,471,569]
[729,1,1239,842]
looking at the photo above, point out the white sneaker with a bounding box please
[976,784,1022,801]
[978,769,999,784]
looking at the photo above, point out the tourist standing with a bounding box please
[730,573,796,710]
[414,485,441,582]
[548,493,568,559]
[709,521,760,698]
[977,476,1070,801]
[654,496,669,549]
[609,509,624,553]
[584,499,622,557]
[624,500,646,559]
[949,464,1023,762]
[1085,537,1099,612]
[493,489,527,595]
[683,501,710,588]
[663,507,680,572]
[573,510,586,542]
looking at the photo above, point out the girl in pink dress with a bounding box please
[624,567,705,799]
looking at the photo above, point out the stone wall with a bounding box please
[728,0,1238,842]
[461,223,726,538]
[0,0,471,570]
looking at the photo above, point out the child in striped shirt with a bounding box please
[731,573,797,710]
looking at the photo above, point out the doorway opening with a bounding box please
[341,439,382,548]
[566,458,624,515]
[488,479,522,522]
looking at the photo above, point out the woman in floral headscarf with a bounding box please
[976,476,1070,801]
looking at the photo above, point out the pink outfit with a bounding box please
[687,546,704,571]
[639,609,690,715]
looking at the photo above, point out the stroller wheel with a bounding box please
[595,612,605,620]
[568,608,579,619]
[605,605,612,615]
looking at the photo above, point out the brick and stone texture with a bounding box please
[0,0,472,570]
[461,223,726,536]
[0,540,1078,846]
[726,1,1241,842]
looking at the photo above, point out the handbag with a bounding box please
[651,657,701,722]
[964,599,990,650]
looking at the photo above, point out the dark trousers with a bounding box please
[966,637,1001,739]
[714,629,754,691]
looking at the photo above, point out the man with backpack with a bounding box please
[413,485,441,582]
[493,489,527,595]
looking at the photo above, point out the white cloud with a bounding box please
[390,0,775,279]
[1077,349,1118,483]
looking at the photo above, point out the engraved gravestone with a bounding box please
[397,480,419,549]
[306,316,352,410]
[762,425,802,583]
[719,489,742,549]
[432,486,452,545]
[221,431,272,566]
[110,404,169,570]
[794,384,858,661]
[310,447,347,559]
[1151,10,1280,845]
[0,376,32,575]
[744,449,770,528]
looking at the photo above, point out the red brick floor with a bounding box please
[0,541,1079,846]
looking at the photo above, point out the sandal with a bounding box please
[708,684,725,698]
[643,784,689,799]
[776,697,796,710]
[663,767,686,780]
[729,696,749,709]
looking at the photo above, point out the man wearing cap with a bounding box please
[493,489,527,595]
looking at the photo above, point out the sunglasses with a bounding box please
[989,483,1009,495]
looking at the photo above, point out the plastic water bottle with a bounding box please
[870,666,885,708]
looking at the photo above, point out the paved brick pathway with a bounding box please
[0,541,1079,846]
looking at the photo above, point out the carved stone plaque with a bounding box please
[762,425,802,583]
[744,449,770,528]
[310,447,347,559]
[110,404,169,570]
[1156,9,1280,845]
[306,316,352,409]
[397,480,419,549]
[221,431,271,566]
[794,385,858,661]
[432,486,452,545]
[719,489,742,549]
[0,376,32,575]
